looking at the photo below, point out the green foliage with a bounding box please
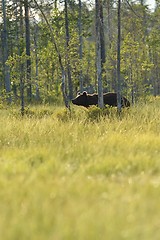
[10,105,54,119]
[55,108,72,122]
[2,0,160,106]
[87,106,109,121]
[53,105,118,123]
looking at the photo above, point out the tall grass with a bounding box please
[0,98,160,239]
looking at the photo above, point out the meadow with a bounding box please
[0,97,160,240]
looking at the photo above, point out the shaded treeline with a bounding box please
[0,0,160,107]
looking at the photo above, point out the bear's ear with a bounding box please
[83,91,87,96]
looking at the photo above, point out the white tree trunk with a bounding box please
[96,0,104,108]
[64,0,73,100]
[117,0,121,113]
[78,0,83,93]
[33,0,70,109]
[24,0,32,101]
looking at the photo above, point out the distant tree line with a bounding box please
[0,0,160,108]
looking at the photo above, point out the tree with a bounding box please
[33,23,40,100]
[0,0,158,108]
[148,3,160,96]
[117,0,121,112]
[33,0,70,109]
[2,0,11,103]
[64,0,73,100]
[120,2,154,101]
[96,0,104,108]
[24,0,32,101]
[99,0,105,73]
[78,0,83,93]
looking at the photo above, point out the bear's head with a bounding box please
[71,91,89,107]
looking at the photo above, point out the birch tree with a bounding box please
[19,1,25,115]
[33,0,70,109]
[34,23,40,100]
[24,0,32,101]
[64,0,73,100]
[96,0,104,108]
[117,0,121,112]
[78,0,83,93]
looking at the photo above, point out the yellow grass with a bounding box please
[0,97,160,239]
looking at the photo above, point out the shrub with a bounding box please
[55,109,72,122]
[87,106,110,121]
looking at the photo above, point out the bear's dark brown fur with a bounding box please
[72,91,130,108]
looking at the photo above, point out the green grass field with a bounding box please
[0,98,160,240]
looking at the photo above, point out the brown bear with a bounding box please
[72,91,130,108]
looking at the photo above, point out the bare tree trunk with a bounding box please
[34,23,40,100]
[64,0,73,100]
[117,0,121,113]
[33,0,70,109]
[99,1,105,69]
[20,2,25,115]
[2,0,11,103]
[106,0,112,46]
[78,0,83,93]
[96,0,104,108]
[24,0,32,102]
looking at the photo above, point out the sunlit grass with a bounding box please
[0,98,160,239]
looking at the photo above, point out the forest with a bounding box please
[1,1,160,239]
[0,0,160,110]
